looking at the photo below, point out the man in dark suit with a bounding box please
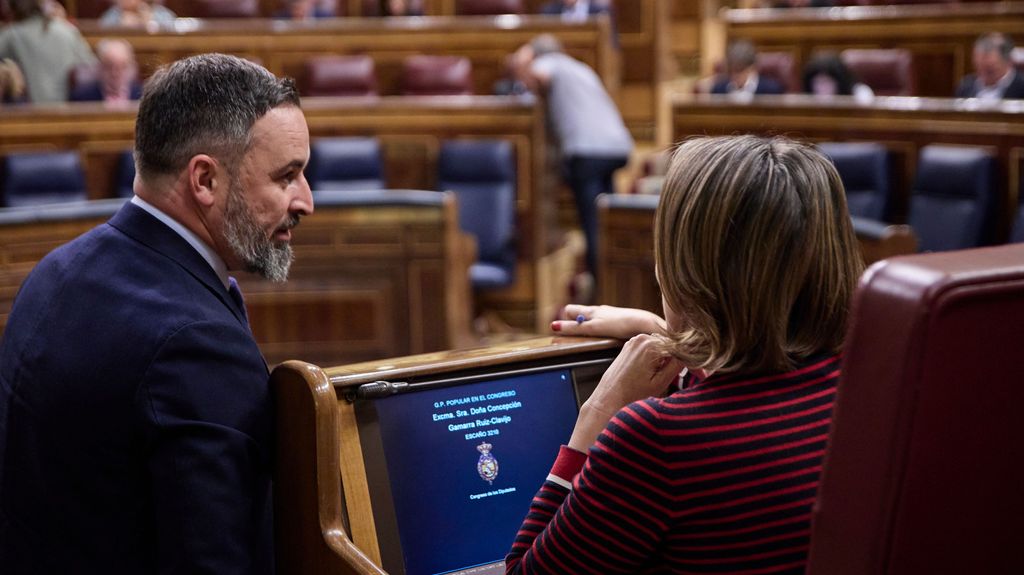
[955,33,1024,101]
[0,53,314,573]
[711,39,786,96]
[69,39,143,103]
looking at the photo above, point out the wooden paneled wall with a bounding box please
[0,96,571,333]
[724,2,1024,97]
[672,94,1024,241]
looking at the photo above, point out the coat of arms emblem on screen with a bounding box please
[476,442,499,485]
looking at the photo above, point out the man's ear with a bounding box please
[187,154,221,208]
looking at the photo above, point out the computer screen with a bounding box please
[356,364,597,575]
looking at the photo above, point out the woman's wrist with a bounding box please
[567,402,616,452]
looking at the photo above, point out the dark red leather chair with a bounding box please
[401,56,473,96]
[456,0,522,15]
[756,51,798,93]
[807,244,1024,574]
[841,48,915,96]
[302,56,378,97]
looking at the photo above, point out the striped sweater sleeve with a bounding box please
[505,401,671,574]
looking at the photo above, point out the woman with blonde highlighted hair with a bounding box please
[506,135,864,574]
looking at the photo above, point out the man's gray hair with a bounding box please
[974,32,1015,62]
[530,34,564,57]
[135,53,300,183]
[726,39,758,73]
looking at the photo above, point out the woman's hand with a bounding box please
[551,304,667,340]
[568,334,685,452]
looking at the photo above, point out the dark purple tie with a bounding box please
[227,276,250,326]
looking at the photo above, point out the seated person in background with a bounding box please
[712,39,785,96]
[803,52,874,101]
[0,0,96,103]
[506,134,864,574]
[377,0,423,16]
[70,38,142,103]
[99,0,176,28]
[955,32,1024,101]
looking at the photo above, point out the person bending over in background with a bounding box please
[506,135,864,574]
[512,33,633,283]
[0,0,95,103]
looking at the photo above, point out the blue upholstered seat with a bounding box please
[115,150,136,198]
[2,151,89,208]
[307,138,384,194]
[907,145,997,252]
[437,139,516,290]
[817,142,891,221]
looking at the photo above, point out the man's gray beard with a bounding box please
[223,183,295,282]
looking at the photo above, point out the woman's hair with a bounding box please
[655,135,863,375]
[802,52,859,96]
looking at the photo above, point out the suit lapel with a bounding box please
[106,202,250,328]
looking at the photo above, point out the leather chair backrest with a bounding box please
[817,142,891,221]
[807,244,1024,575]
[438,139,516,289]
[303,56,378,97]
[907,144,996,251]
[456,0,522,15]
[401,56,473,96]
[2,151,88,208]
[841,49,914,96]
[307,137,384,193]
[176,0,259,17]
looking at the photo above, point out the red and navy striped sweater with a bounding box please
[506,354,841,574]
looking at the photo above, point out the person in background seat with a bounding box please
[955,33,1024,101]
[712,39,785,96]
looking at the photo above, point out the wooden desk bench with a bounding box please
[596,192,919,316]
[0,191,475,366]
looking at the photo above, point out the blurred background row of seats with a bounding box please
[66,54,476,100]
[710,46,1024,97]
[1,139,519,290]
[629,142,1015,253]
